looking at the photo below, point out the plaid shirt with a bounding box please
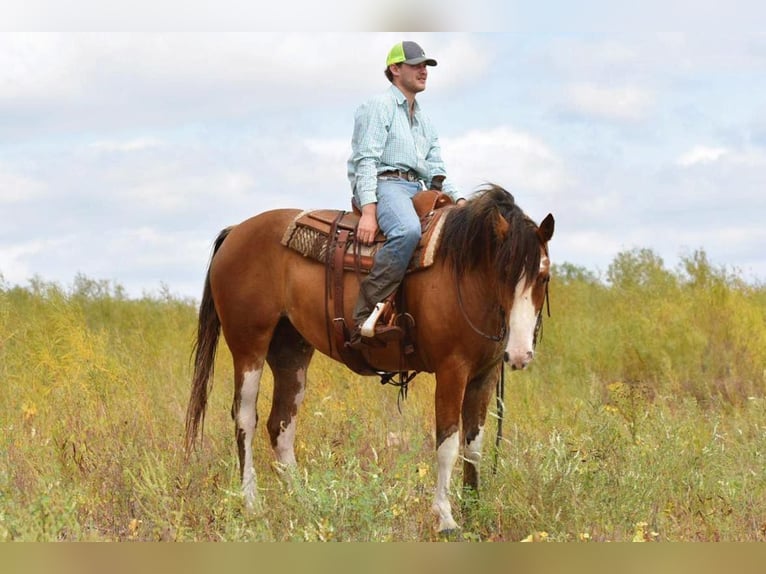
[347,85,461,207]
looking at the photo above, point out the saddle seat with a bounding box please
[281,189,453,274]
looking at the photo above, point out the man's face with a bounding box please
[395,62,428,94]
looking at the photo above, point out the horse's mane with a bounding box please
[438,184,543,290]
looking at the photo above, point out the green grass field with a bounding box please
[1,248,765,541]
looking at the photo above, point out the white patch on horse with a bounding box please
[238,368,262,508]
[465,425,485,468]
[274,368,307,467]
[432,431,460,532]
[505,278,537,370]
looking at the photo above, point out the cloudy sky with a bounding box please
[1,27,765,299]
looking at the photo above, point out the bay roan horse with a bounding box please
[185,184,554,533]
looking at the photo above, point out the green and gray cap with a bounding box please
[386,41,437,67]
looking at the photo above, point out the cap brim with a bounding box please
[403,57,437,66]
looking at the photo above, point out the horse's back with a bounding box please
[209,208,334,353]
[209,209,301,328]
[212,208,300,269]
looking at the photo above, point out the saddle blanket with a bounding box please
[280,204,450,274]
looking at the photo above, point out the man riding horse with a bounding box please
[346,40,465,349]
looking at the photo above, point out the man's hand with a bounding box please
[357,203,379,245]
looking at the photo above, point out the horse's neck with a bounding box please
[453,266,504,311]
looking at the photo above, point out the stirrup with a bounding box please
[347,323,404,351]
[360,302,387,338]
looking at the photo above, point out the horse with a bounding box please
[185,184,554,533]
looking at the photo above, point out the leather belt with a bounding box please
[378,170,421,183]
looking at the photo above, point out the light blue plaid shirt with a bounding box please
[347,85,461,207]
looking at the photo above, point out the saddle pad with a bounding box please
[281,206,450,274]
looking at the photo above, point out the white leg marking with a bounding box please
[274,368,307,467]
[238,368,262,508]
[432,431,460,532]
[274,417,298,466]
[465,425,485,468]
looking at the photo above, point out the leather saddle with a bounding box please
[280,189,454,375]
[282,189,453,273]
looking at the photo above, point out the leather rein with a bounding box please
[454,274,507,342]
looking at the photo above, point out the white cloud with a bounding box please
[87,138,165,153]
[548,38,643,79]
[726,147,766,168]
[673,224,766,247]
[426,34,491,89]
[441,127,569,195]
[303,138,349,164]
[109,227,211,268]
[676,145,728,167]
[0,33,83,101]
[565,83,655,122]
[565,230,625,259]
[120,169,255,214]
[299,137,351,187]
[0,168,47,203]
[0,238,71,284]
[0,33,489,129]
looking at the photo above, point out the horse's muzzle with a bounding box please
[504,350,534,370]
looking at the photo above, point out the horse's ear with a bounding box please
[495,209,510,240]
[538,213,555,242]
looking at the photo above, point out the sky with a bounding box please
[1,25,765,299]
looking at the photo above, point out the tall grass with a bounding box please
[1,250,764,541]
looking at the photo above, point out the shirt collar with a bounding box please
[390,84,419,112]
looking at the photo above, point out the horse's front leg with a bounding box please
[461,364,500,493]
[432,369,468,533]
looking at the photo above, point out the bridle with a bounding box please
[455,257,551,346]
[455,274,507,342]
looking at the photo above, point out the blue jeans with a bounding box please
[352,179,423,324]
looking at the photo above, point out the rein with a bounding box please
[492,363,506,475]
[455,275,507,342]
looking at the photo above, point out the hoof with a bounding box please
[437,528,462,541]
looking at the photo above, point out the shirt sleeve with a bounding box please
[425,130,462,202]
[349,97,392,207]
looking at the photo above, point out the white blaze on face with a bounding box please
[505,256,548,370]
[238,368,262,507]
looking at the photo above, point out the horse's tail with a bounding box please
[184,226,233,453]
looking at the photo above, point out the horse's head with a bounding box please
[503,212,554,370]
[438,185,555,369]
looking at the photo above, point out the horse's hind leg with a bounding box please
[266,318,315,470]
[231,354,267,509]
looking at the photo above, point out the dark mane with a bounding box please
[438,184,543,290]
